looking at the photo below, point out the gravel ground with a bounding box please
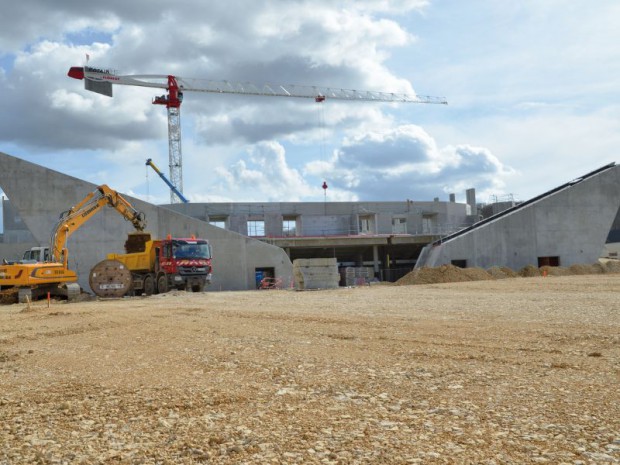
[1,275,619,464]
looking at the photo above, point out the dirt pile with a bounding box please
[396,264,492,285]
[540,265,570,276]
[519,264,541,277]
[487,266,518,279]
[397,260,620,285]
[605,260,620,272]
[569,264,597,275]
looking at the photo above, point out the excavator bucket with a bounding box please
[125,232,152,254]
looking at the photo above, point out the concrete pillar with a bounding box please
[466,188,476,214]
[372,245,379,275]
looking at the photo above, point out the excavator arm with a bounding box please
[50,185,146,267]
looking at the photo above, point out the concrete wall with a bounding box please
[418,164,620,269]
[1,198,37,243]
[168,198,472,238]
[0,152,292,292]
[0,242,38,262]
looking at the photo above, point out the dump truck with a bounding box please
[89,233,213,297]
[0,185,146,304]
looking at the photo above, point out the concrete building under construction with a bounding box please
[165,195,477,283]
[416,163,620,270]
[1,150,619,293]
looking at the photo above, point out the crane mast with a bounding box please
[152,76,184,203]
[68,66,447,203]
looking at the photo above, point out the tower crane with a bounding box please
[68,66,447,203]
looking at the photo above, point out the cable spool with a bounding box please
[89,259,132,298]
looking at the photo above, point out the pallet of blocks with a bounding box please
[293,258,340,290]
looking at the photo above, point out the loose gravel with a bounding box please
[1,275,619,464]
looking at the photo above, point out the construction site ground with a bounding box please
[1,274,619,464]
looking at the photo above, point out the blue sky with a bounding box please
[0,0,619,219]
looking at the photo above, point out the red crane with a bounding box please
[68,66,447,203]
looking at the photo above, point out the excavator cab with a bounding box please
[22,246,50,263]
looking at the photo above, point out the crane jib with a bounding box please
[68,64,447,204]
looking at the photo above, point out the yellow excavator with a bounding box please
[0,185,146,304]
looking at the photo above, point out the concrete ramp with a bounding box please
[0,151,292,292]
[416,163,620,270]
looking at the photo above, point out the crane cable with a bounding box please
[317,100,328,200]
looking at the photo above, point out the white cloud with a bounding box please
[212,141,323,202]
[306,125,513,201]
[428,102,620,200]
[1,0,619,208]
[208,125,512,203]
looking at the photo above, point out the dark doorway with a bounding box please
[538,256,560,267]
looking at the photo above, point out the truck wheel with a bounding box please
[191,283,205,293]
[157,274,168,294]
[143,275,155,296]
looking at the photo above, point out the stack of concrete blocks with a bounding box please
[293,258,340,290]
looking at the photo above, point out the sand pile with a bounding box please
[461,267,494,281]
[396,264,492,285]
[519,265,541,277]
[397,260,620,286]
[487,266,518,279]
[540,265,570,277]
[605,260,620,272]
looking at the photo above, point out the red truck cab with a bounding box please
[156,237,212,292]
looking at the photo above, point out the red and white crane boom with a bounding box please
[68,66,447,203]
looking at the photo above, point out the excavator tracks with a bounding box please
[0,283,81,305]
[0,288,18,305]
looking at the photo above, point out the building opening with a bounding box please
[255,267,275,289]
[247,220,265,237]
[538,256,560,267]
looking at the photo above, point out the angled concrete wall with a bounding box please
[0,152,292,292]
[417,164,620,270]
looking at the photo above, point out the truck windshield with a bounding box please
[173,243,211,259]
